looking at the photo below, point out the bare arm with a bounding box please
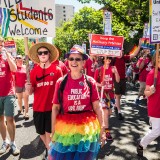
[25,82,34,95]
[92,100,106,145]
[112,66,120,83]
[51,104,60,136]
[5,51,17,72]
[144,85,156,97]
[130,39,142,59]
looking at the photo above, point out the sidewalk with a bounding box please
[0,84,160,160]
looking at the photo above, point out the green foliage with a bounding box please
[15,38,32,56]
[77,0,149,51]
[54,7,103,58]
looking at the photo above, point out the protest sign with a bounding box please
[0,0,55,37]
[4,40,17,57]
[90,34,124,57]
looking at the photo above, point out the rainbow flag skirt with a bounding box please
[48,111,100,160]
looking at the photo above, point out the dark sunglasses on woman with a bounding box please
[68,57,82,62]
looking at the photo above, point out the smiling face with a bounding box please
[68,53,85,73]
[37,47,50,63]
[15,55,23,66]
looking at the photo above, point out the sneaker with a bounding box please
[114,107,118,114]
[42,148,48,160]
[137,142,143,157]
[118,113,124,120]
[106,131,113,141]
[10,143,20,156]
[135,98,140,105]
[0,141,9,155]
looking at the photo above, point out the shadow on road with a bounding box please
[19,135,45,159]
[97,84,159,160]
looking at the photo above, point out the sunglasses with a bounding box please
[37,51,49,55]
[16,57,22,59]
[105,57,112,60]
[68,57,82,62]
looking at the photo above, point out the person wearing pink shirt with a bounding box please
[49,45,106,160]
[94,56,120,141]
[135,49,153,105]
[14,55,29,120]
[0,37,20,156]
[85,54,98,78]
[137,51,160,157]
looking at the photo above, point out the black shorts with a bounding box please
[33,111,52,135]
[114,79,126,95]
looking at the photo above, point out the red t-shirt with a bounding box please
[137,57,152,82]
[85,57,97,78]
[30,63,62,112]
[0,59,14,96]
[14,66,27,87]
[114,55,130,79]
[52,74,99,113]
[52,60,69,75]
[94,66,114,99]
[146,69,160,118]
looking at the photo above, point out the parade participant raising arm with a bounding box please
[49,45,106,160]
[25,42,62,160]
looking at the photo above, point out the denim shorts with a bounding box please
[0,95,16,117]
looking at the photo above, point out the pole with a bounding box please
[154,43,159,87]
[24,37,30,83]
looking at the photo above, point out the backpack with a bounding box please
[58,74,92,114]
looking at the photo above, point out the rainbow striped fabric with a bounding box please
[49,111,100,160]
[0,7,10,37]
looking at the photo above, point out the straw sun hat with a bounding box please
[28,42,59,64]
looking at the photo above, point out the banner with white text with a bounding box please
[0,0,55,37]
[90,34,124,57]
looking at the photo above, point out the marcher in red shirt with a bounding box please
[112,39,142,120]
[135,49,153,105]
[14,55,29,120]
[94,56,120,141]
[85,54,98,78]
[25,42,62,159]
[137,51,160,157]
[0,37,20,156]
[49,45,106,160]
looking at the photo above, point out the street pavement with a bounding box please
[0,83,160,160]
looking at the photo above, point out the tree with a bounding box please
[78,0,149,51]
[54,7,103,58]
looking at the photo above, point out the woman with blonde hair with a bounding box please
[14,55,29,120]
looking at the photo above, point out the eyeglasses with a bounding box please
[37,51,49,55]
[16,57,22,59]
[68,57,82,62]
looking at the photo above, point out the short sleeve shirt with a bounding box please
[146,69,160,118]
[53,74,99,113]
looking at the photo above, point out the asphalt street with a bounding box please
[0,83,160,160]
